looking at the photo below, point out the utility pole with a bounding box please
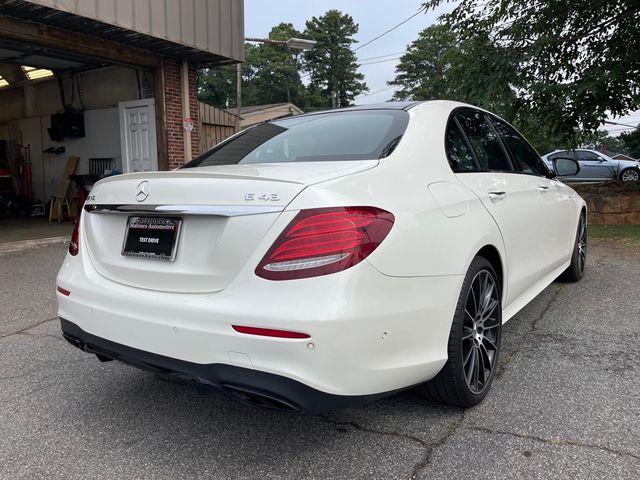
[235,62,242,133]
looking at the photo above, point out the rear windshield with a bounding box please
[182,110,409,168]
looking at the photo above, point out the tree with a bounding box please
[423,0,640,142]
[390,25,570,147]
[620,128,640,159]
[578,130,626,153]
[245,23,308,106]
[199,23,308,109]
[389,24,518,117]
[303,10,368,109]
[389,25,456,101]
[198,65,236,108]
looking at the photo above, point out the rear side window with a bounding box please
[445,119,479,171]
[549,150,575,161]
[491,117,549,177]
[183,110,409,167]
[455,110,513,172]
[576,150,602,161]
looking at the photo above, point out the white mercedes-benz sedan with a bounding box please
[57,101,587,413]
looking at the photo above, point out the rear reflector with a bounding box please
[69,219,80,256]
[232,325,310,339]
[255,206,394,280]
[57,286,71,296]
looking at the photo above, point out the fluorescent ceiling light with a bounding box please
[21,65,54,80]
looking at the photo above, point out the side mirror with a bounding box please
[553,157,580,176]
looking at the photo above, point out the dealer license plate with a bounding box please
[122,216,182,261]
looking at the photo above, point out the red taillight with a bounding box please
[256,206,394,280]
[232,325,310,339]
[57,286,71,296]
[69,220,79,256]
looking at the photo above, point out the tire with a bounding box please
[558,213,587,282]
[417,256,502,408]
[619,168,639,183]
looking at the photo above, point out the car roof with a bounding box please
[337,101,423,111]
[283,102,422,120]
[279,101,459,123]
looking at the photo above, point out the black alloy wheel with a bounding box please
[559,213,587,282]
[417,256,502,407]
[462,269,501,394]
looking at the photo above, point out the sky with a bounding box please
[244,0,453,104]
[245,0,639,136]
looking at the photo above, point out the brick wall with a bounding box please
[163,59,200,170]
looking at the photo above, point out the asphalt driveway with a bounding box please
[1,239,639,479]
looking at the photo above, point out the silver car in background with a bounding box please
[542,149,639,182]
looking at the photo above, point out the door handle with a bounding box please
[488,191,506,201]
[538,184,549,191]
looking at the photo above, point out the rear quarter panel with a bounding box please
[285,102,507,280]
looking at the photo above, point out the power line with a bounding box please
[300,56,402,79]
[610,117,640,123]
[355,85,396,99]
[353,5,427,52]
[359,57,402,67]
[358,51,406,62]
[604,127,636,133]
[250,8,424,86]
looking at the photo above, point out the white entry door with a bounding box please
[119,99,158,173]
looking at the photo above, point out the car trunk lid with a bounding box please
[82,161,377,293]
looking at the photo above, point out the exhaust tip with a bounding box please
[221,384,302,413]
[95,353,114,363]
[62,333,83,350]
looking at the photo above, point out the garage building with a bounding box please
[0,0,243,237]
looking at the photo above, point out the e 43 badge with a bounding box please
[245,193,280,201]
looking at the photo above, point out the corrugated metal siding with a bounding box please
[22,0,244,62]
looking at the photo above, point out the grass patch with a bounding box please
[588,224,640,247]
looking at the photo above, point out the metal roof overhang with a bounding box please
[0,1,236,67]
[0,37,103,70]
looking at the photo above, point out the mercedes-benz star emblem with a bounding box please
[135,181,150,202]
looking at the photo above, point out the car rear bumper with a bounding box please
[57,251,463,402]
[61,318,389,414]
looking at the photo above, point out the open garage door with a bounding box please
[0,36,158,242]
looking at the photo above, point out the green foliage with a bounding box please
[303,10,368,109]
[578,130,625,153]
[619,128,640,159]
[388,25,456,101]
[244,24,308,106]
[389,24,518,116]
[198,23,308,109]
[390,24,563,147]
[199,12,369,112]
[422,0,640,143]
[198,65,236,108]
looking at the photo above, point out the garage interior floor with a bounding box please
[0,217,73,243]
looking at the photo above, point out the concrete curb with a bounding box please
[0,236,69,254]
